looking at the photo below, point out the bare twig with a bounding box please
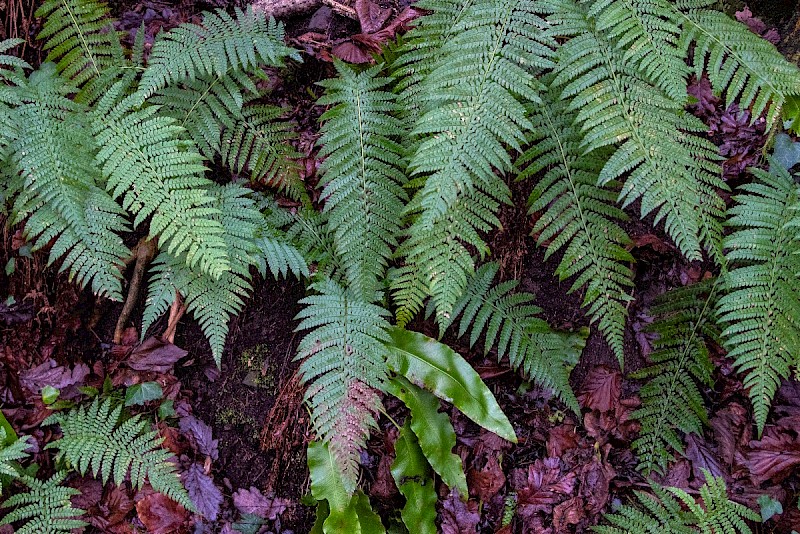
[113,238,155,344]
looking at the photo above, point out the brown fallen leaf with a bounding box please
[553,496,585,532]
[578,366,620,413]
[20,359,89,397]
[441,489,480,534]
[547,424,579,458]
[369,452,397,500]
[710,402,750,466]
[513,458,575,514]
[468,455,506,503]
[685,434,727,484]
[355,0,391,34]
[136,493,189,534]
[744,427,800,485]
[578,457,615,515]
[126,336,188,373]
[331,41,373,63]
[232,486,290,520]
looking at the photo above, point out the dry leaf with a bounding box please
[440,489,480,534]
[136,493,189,534]
[232,486,290,520]
[578,366,620,413]
[127,337,187,373]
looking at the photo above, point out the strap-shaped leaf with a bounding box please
[385,326,516,443]
[391,420,437,534]
[388,377,467,497]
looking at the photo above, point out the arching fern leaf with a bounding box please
[0,472,86,534]
[717,160,800,435]
[520,83,633,363]
[630,280,718,476]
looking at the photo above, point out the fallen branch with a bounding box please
[252,0,357,20]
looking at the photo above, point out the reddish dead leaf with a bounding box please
[355,0,391,34]
[179,415,219,460]
[745,427,800,485]
[553,496,585,532]
[655,458,691,490]
[685,434,727,484]
[578,366,620,413]
[468,456,506,503]
[182,463,222,521]
[513,458,575,514]
[332,41,373,63]
[370,452,397,499]
[136,493,189,534]
[232,486,290,520]
[20,359,89,398]
[578,457,615,515]
[120,327,139,347]
[632,233,673,253]
[440,489,480,534]
[126,336,187,373]
[547,424,579,458]
[70,478,104,511]
[710,402,750,466]
[100,485,135,527]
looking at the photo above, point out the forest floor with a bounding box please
[3,0,800,532]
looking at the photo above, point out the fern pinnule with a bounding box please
[295,278,392,493]
[445,262,585,413]
[543,0,726,263]
[317,61,407,300]
[0,472,87,534]
[43,398,192,510]
[137,7,299,101]
[521,84,633,364]
[717,161,800,435]
[630,280,718,476]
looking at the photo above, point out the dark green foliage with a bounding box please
[717,161,800,435]
[445,262,585,413]
[43,398,192,510]
[630,281,718,476]
[0,429,29,494]
[0,472,87,534]
[521,83,633,363]
[594,470,758,533]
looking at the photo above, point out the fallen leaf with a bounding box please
[468,456,506,503]
[745,427,800,485]
[440,488,480,534]
[20,359,88,397]
[179,416,219,460]
[710,402,750,466]
[514,458,575,514]
[553,496,585,532]
[232,486,290,520]
[369,453,397,500]
[355,0,391,34]
[578,366,620,413]
[126,337,187,373]
[547,424,579,458]
[685,434,727,483]
[578,457,615,515]
[182,463,223,521]
[331,41,373,64]
[136,492,189,534]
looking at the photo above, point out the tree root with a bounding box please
[113,238,156,344]
[252,0,357,20]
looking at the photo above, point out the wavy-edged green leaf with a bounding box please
[391,420,437,534]
[385,326,516,443]
[388,377,467,497]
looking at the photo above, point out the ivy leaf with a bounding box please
[390,420,437,534]
[124,382,164,406]
[388,377,467,498]
[385,327,516,443]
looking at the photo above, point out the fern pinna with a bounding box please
[0,472,87,534]
[630,281,718,476]
[717,161,800,435]
[520,82,634,364]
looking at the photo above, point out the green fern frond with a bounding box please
[543,0,726,263]
[92,76,231,279]
[398,0,555,324]
[0,38,31,87]
[520,83,634,363]
[317,61,407,300]
[445,262,584,413]
[43,398,192,510]
[630,280,718,476]
[9,65,129,300]
[0,429,29,494]
[137,7,299,101]
[594,470,757,533]
[0,472,87,534]
[142,184,271,364]
[220,102,304,202]
[35,0,125,92]
[295,278,392,493]
[717,161,800,435]
[678,3,800,127]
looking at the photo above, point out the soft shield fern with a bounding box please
[717,160,800,435]
[0,472,87,534]
[630,281,718,476]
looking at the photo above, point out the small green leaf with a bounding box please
[308,441,358,532]
[391,420,437,534]
[78,386,99,397]
[0,411,17,443]
[784,94,800,134]
[158,399,176,419]
[4,258,14,276]
[773,133,800,172]
[758,493,783,521]
[124,382,163,406]
[385,326,516,443]
[41,386,60,405]
[232,513,265,534]
[388,377,467,497]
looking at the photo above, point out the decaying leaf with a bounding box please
[578,366,620,413]
[182,463,223,521]
[232,486,290,520]
[136,492,189,534]
[179,416,219,460]
[440,488,480,534]
[127,337,188,373]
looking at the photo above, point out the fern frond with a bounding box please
[9,66,129,300]
[520,83,634,363]
[92,76,231,279]
[0,429,29,494]
[630,280,718,476]
[220,102,304,202]
[317,61,407,300]
[543,0,726,262]
[137,7,299,100]
[0,472,87,534]
[398,0,555,324]
[43,398,192,510]
[295,278,392,493]
[678,3,800,127]
[142,184,268,364]
[594,470,757,533]
[446,262,584,413]
[35,0,125,92]
[0,38,31,87]
[717,161,800,435]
